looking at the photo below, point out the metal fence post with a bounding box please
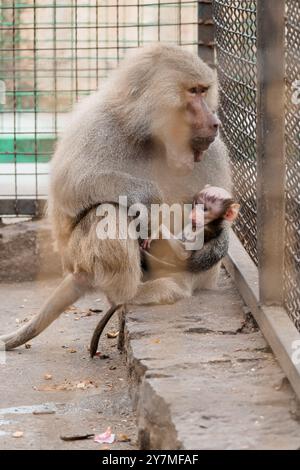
[198,0,215,67]
[256,0,286,305]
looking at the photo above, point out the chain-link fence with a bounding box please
[284,0,300,329]
[0,0,199,216]
[214,0,300,330]
[214,0,257,264]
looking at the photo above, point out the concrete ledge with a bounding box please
[0,219,62,282]
[224,230,300,400]
[124,272,300,449]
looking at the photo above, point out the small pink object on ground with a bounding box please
[94,427,115,444]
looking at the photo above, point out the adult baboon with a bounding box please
[0,44,231,350]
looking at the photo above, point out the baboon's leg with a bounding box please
[130,276,191,306]
[0,273,90,350]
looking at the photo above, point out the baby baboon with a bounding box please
[142,185,240,273]
[0,44,231,351]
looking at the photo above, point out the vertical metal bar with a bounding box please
[158,0,161,42]
[178,0,182,46]
[256,0,286,305]
[137,0,140,47]
[33,0,38,215]
[197,0,214,67]
[96,0,99,89]
[12,0,17,215]
[116,0,120,63]
[75,0,78,101]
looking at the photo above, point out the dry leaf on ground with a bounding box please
[34,379,98,392]
[107,331,119,339]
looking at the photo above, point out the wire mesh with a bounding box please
[214,0,300,330]
[284,0,300,329]
[0,0,198,216]
[213,0,257,264]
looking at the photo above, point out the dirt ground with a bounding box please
[0,279,137,450]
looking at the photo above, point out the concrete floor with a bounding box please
[1,273,300,450]
[0,280,137,450]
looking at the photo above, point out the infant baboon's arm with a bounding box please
[187,222,229,272]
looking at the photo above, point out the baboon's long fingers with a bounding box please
[90,304,121,358]
[0,274,87,350]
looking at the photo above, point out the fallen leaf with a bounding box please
[19,316,31,324]
[68,349,77,353]
[107,331,119,339]
[100,354,110,360]
[12,431,24,438]
[76,382,86,389]
[65,306,77,312]
[94,427,115,444]
[33,410,55,415]
[82,311,92,317]
[152,338,161,344]
[76,379,97,390]
[118,433,131,442]
[94,351,110,360]
[35,379,98,392]
[89,308,103,313]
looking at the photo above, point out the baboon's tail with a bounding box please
[0,274,87,350]
[89,303,122,358]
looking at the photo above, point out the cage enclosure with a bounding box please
[0,1,299,383]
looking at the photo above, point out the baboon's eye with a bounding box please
[188,86,209,96]
[189,87,198,95]
[200,86,209,96]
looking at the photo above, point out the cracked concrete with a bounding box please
[0,280,137,450]
[124,271,300,450]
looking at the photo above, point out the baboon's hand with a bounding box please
[187,222,229,272]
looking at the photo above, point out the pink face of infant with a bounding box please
[189,185,240,228]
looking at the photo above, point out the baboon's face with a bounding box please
[151,71,220,175]
[185,84,220,163]
[120,45,220,175]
